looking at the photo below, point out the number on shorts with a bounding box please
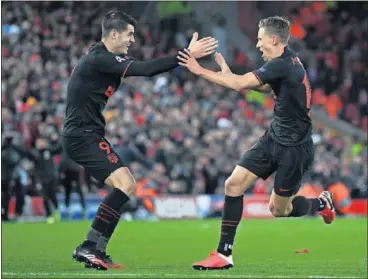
[99,141,111,154]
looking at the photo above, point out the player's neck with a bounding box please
[101,39,119,54]
[271,45,287,59]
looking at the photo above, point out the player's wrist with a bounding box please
[186,48,194,58]
[196,66,205,76]
[186,47,199,59]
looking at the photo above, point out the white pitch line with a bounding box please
[1,272,363,278]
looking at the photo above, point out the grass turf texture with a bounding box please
[2,218,367,278]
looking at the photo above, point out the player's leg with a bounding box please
[193,135,276,270]
[217,166,258,254]
[72,171,86,217]
[14,177,25,219]
[45,179,60,222]
[270,181,334,221]
[270,141,335,223]
[193,166,259,270]
[48,179,60,215]
[92,167,134,268]
[77,167,133,270]
[65,136,133,270]
[63,173,72,218]
[84,170,93,192]
[1,179,11,221]
[41,182,54,224]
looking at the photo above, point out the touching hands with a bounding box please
[177,49,203,75]
[187,32,218,59]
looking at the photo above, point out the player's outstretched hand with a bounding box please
[177,49,202,75]
[187,32,218,59]
[215,52,232,74]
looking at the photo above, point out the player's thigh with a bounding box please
[63,171,74,188]
[63,178,72,194]
[273,141,314,197]
[41,180,55,198]
[237,135,276,181]
[67,170,80,183]
[1,179,10,193]
[62,136,128,188]
[270,141,314,215]
[225,165,259,196]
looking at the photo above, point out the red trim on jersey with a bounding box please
[252,71,263,86]
[122,61,134,78]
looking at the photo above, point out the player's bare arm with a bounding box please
[214,52,273,94]
[178,49,261,91]
[255,84,274,94]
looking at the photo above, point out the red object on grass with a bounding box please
[295,249,309,254]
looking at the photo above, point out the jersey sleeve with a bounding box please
[94,52,179,78]
[94,53,134,78]
[123,55,178,77]
[252,58,287,85]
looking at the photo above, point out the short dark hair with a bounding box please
[258,16,290,44]
[102,9,137,38]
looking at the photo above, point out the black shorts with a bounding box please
[238,131,314,197]
[61,134,125,184]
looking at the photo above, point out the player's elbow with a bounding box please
[234,73,260,92]
[232,83,242,92]
[232,75,252,91]
[232,81,248,92]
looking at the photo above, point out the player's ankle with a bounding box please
[82,240,97,247]
[216,251,234,265]
[318,197,327,210]
[217,247,232,257]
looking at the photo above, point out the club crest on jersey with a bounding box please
[107,153,119,164]
[115,56,125,62]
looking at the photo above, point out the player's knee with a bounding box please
[269,202,275,214]
[127,179,137,195]
[269,203,289,217]
[105,167,137,196]
[115,175,136,196]
[224,177,242,196]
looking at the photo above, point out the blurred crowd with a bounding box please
[1,2,367,220]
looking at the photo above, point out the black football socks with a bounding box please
[83,188,129,247]
[288,196,326,217]
[217,195,244,256]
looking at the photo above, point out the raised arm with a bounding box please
[178,49,284,92]
[126,33,218,77]
[213,52,273,94]
[96,33,218,78]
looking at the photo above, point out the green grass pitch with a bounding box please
[1,218,367,278]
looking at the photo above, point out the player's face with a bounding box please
[256,27,275,61]
[114,24,135,54]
